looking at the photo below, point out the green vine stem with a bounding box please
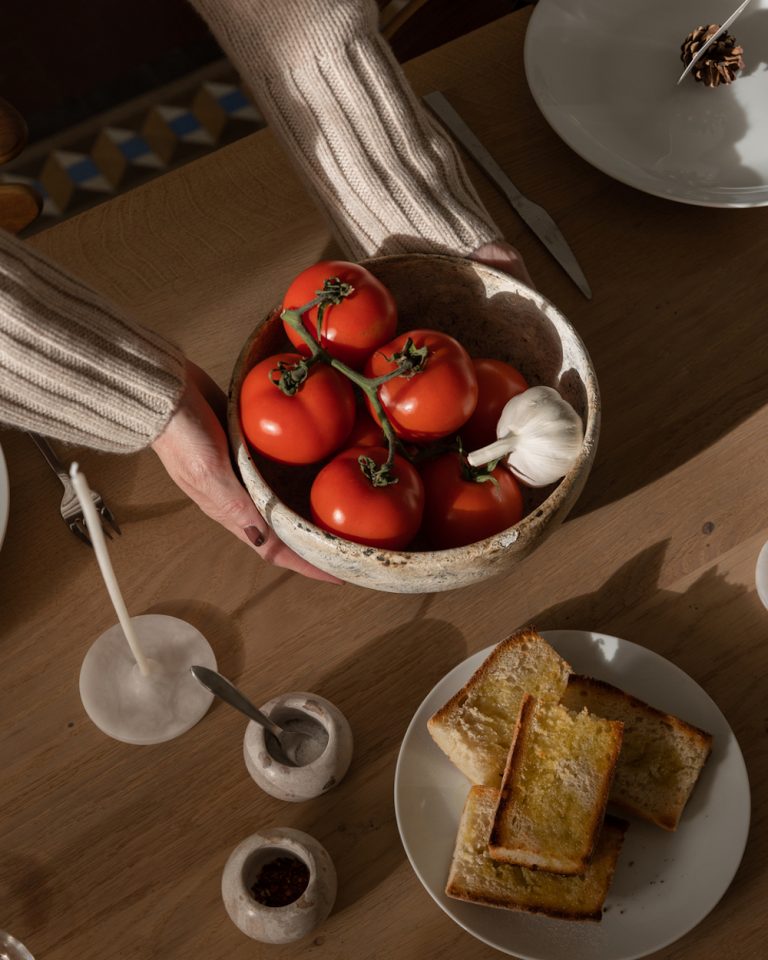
[277,277,424,483]
[460,455,501,486]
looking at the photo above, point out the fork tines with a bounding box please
[99,503,122,538]
[70,505,122,546]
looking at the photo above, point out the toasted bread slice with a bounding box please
[446,786,628,921]
[428,628,571,787]
[561,675,713,830]
[488,695,623,873]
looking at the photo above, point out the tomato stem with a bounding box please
[280,280,426,481]
[271,353,324,396]
[280,307,328,358]
[358,453,398,487]
[460,454,501,486]
[327,358,401,473]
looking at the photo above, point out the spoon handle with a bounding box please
[190,666,284,737]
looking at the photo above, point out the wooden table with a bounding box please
[1,8,766,959]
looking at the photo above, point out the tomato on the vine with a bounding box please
[420,452,523,549]
[310,446,424,550]
[460,358,529,452]
[282,260,397,370]
[240,352,355,465]
[346,406,386,448]
[364,329,478,442]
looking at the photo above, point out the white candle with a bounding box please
[69,462,150,676]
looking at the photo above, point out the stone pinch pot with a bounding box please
[221,828,336,944]
[243,692,353,802]
[228,253,600,593]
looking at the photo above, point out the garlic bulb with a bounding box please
[466,386,583,487]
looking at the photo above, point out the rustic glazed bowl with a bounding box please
[228,253,599,593]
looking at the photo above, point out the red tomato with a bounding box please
[310,446,424,550]
[420,452,523,549]
[364,329,478,442]
[282,260,397,369]
[460,359,529,452]
[240,353,355,465]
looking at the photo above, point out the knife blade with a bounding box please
[423,90,591,299]
[677,0,752,85]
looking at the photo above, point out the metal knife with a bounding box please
[423,90,591,299]
[677,0,752,85]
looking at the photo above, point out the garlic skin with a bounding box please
[466,386,584,487]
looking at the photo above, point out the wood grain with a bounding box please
[1,9,766,960]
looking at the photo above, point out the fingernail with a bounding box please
[244,525,265,547]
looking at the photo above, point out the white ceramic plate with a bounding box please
[524,0,768,206]
[0,442,8,550]
[394,630,750,960]
[756,540,768,609]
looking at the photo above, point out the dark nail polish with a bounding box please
[244,525,265,547]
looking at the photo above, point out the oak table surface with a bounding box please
[1,8,766,960]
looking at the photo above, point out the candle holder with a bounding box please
[79,613,216,745]
[70,462,215,744]
[0,931,34,960]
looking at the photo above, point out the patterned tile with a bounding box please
[0,63,266,233]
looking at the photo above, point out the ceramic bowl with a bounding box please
[221,828,336,944]
[243,691,353,802]
[228,253,599,593]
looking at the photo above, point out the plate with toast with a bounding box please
[394,629,749,959]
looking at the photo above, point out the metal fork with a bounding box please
[27,433,121,546]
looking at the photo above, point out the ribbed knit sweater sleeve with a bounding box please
[189,0,501,259]
[0,0,501,452]
[0,229,185,452]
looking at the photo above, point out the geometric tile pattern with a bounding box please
[0,65,265,233]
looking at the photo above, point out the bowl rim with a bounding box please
[227,252,600,566]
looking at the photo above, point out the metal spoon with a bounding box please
[190,665,310,765]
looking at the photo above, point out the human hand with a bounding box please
[151,361,342,584]
[468,240,534,289]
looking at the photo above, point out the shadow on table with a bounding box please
[0,852,55,936]
[284,602,467,914]
[275,540,765,918]
[531,539,765,912]
[365,214,768,530]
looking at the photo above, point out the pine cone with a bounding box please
[681,24,745,87]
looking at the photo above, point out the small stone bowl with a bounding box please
[221,828,336,944]
[228,253,600,593]
[243,692,353,802]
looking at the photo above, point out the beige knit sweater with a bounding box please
[0,0,500,452]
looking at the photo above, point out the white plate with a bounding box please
[524,0,768,206]
[756,540,768,609]
[394,630,750,960]
[0,442,8,550]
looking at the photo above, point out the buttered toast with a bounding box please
[446,785,628,921]
[428,629,571,786]
[561,675,713,830]
[489,695,623,874]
